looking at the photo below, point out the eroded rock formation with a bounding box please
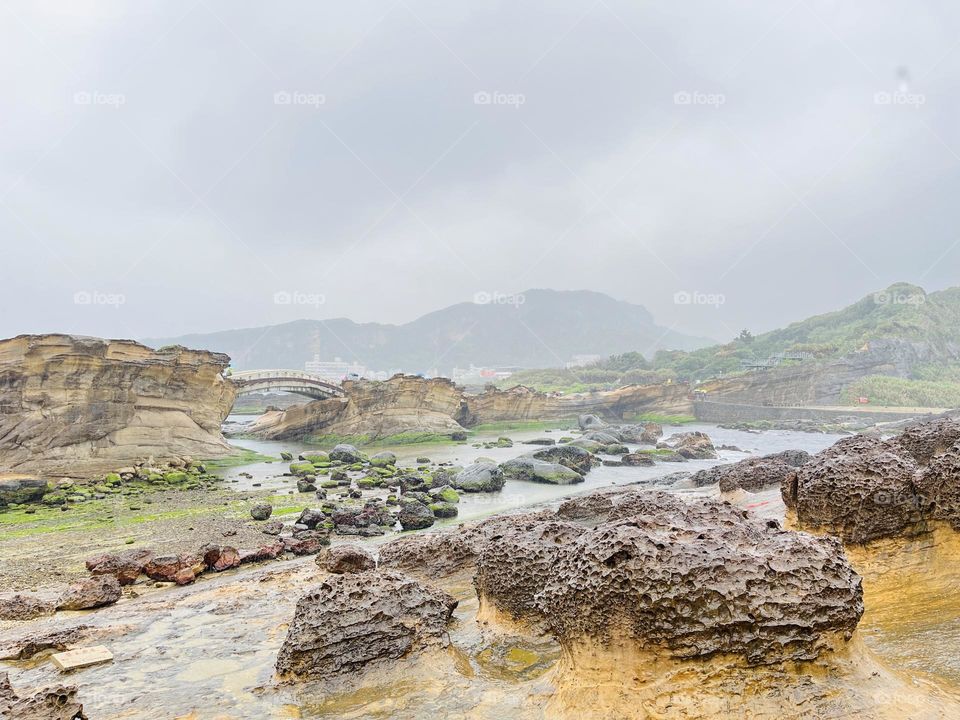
[0,334,236,477]
[692,449,811,493]
[249,375,464,441]
[275,570,457,678]
[474,489,863,666]
[783,418,960,543]
[249,375,692,442]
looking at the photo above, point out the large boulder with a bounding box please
[370,451,397,467]
[578,414,608,431]
[451,463,505,493]
[691,450,811,493]
[499,457,583,485]
[890,416,960,465]
[475,489,863,666]
[0,475,47,506]
[915,439,960,529]
[377,510,554,578]
[85,548,154,585]
[782,435,922,543]
[530,444,593,475]
[329,444,362,463]
[57,575,122,611]
[275,570,457,677]
[658,431,717,460]
[200,544,241,572]
[398,498,435,531]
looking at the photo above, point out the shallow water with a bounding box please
[9,423,960,719]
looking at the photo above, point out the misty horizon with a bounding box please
[3,2,959,349]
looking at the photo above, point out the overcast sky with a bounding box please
[2,1,958,344]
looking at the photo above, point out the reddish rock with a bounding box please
[200,544,241,572]
[57,575,121,611]
[144,554,204,584]
[621,453,654,466]
[85,549,154,585]
[283,531,330,556]
[239,540,286,564]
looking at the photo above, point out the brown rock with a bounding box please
[239,540,286,564]
[0,593,56,621]
[316,544,376,574]
[144,554,204,585]
[275,570,457,678]
[782,435,923,543]
[57,575,121,611]
[200,544,241,572]
[85,548,154,585]
[475,489,863,666]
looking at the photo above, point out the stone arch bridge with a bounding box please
[228,369,345,401]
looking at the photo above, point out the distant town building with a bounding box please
[565,354,603,369]
[452,364,517,384]
[304,355,366,382]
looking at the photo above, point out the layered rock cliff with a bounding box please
[459,382,692,425]
[0,334,236,477]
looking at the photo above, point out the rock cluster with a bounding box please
[275,570,457,678]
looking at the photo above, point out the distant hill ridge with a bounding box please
[143,289,713,372]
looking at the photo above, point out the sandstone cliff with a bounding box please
[248,375,692,441]
[459,382,692,425]
[0,335,236,478]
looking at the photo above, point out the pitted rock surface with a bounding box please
[890,416,960,465]
[475,489,863,666]
[317,544,376,574]
[691,450,811,493]
[781,435,923,543]
[916,439,960,528]
[0,672,87,720]
[275,570,457,677]
[377,510,554,577]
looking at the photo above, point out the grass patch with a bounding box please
[203,447,278,475]
[625,412,696,425]
[469,419,575,433]
[840,375,960,408]
[305,432,461,448]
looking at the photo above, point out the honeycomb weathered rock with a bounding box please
[475,490,863,666]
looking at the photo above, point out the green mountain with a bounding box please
[143,289,713,373]
[505,283,960,401]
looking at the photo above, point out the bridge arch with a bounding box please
[228,369,346,402]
